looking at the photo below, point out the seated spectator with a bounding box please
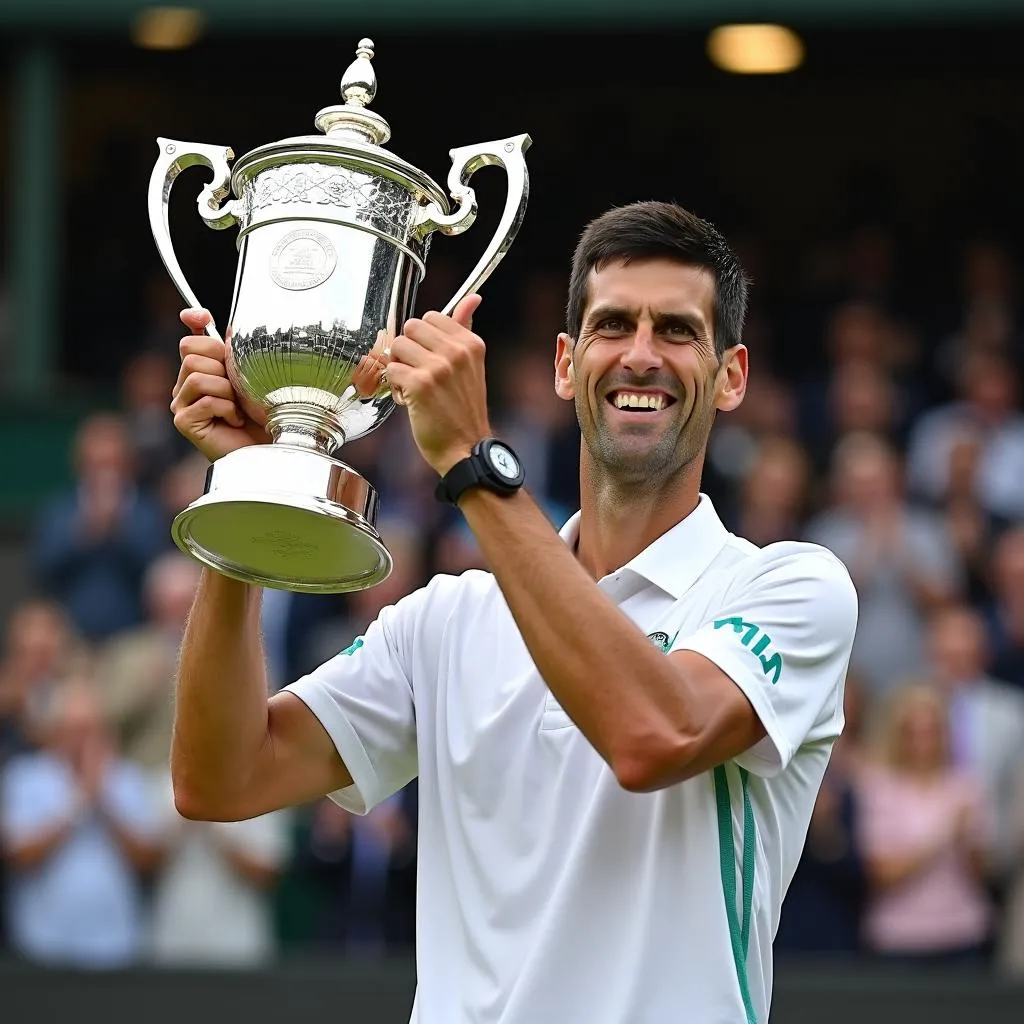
[985,526,1024,690]
[924,603,1024,878]
[805,432,962,698]
[120,350,192,494]
[937,430,1001,606]
[728,435,811,547]
[905,347,1024,523]
[999,761,1024,978]
[0,676,161,968]
[0,599,80,764]
[95,552,201,773]
[774,672,868,956]
[286,792,416,954]
[810,359,903,472]
[857,683,995,965]
[31,413,169,642]
[146,771,291,967]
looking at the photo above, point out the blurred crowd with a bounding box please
[2,224,1024,977]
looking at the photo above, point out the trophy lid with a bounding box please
[313,38,392,147]
[228,36,448,213]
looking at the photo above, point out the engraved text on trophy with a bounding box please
[270,229,338,291]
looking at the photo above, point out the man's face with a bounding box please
[555,258,745,485]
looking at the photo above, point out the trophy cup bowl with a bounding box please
[148,38,531,593]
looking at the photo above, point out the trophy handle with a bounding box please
[414,133,532,317]
[148,137,241,340]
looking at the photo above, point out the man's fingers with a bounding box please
[174,395,244,430]
[420,293,483,336]
[180,307,214,335]
[390,333,438,367]
[452,293,482,331]
[382,360,413,406]
[172,372,239,411]
[179,334,226,361]
[180,353,228,379]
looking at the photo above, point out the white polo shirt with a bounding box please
[285,494,858,1024]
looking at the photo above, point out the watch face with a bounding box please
[488,444,521,481]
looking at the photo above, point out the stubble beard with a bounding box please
[580,393,709,490]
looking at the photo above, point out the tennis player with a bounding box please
[169,200,858,1023]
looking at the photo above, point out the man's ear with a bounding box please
[715,344,748,413]
[555,333,575,401]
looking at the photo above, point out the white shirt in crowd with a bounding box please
[286,494,858,1024]
[146,772,291,966]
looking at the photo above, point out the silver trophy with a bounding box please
[148,37,531,592]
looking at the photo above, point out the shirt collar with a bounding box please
[559,493,730,599]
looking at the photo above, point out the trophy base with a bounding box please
[171,445,392,594]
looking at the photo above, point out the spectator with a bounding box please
[95,552,201,773]
[0,599,79,765]
[810,359,903,472]
[0,676,161,967]
[728,435,812,548]
[146,771,291,967]
[705,371,798,522]
[905,347,1024,522]
[158,451,210,529]
[924,603,1024,876]
[290,792,415,954]
[774,672,868,956]
[32,413,169,642]
[805,432,961,697]
[938,431,1001,606]
[493,346,580,515]
[120,350,192,494]
[1000,762,1024,978]
[858,683,995,965]
[985,526,1024,690]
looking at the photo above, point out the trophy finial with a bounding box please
[314,36,391,146]
[340,38,377,109]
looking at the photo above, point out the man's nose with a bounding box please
[620,324,662,376]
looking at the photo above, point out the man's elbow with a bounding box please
[612,733,697,793]
[172,775,240,822]
[172,784,218,821]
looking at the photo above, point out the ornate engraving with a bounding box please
[242,164,413,240]
[270,229,337,291]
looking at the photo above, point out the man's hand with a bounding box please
[384,294,492,476]
[170,308,270,462]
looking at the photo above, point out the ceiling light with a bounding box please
[132,7,204,51]
[707,24,805,75]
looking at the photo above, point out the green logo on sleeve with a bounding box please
[648,630,679,653]
[340,637,364,656]
[713,617,782,684]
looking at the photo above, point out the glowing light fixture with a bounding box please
[707,24,805,74]
[133,7,204,50]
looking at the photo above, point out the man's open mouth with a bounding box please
[606,389,677,412]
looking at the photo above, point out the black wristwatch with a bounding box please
[435,438,525,506]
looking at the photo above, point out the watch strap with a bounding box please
[435,456,484,506]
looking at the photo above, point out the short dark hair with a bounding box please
[565,201,750,358]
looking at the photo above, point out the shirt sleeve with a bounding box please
[283,583,432,815]
[671,543,859,778]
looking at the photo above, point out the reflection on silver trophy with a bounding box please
[148,37,531,592]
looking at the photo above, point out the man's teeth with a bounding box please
[613,392,666,411]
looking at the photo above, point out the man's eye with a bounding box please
[665,323,695,338]
[597,319,627,333]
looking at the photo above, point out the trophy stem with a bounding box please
[266,404,346,456]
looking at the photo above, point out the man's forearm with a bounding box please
[458,489,693,782]
[171,569,270,817]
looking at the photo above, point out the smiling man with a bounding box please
[169,200,859,1024]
